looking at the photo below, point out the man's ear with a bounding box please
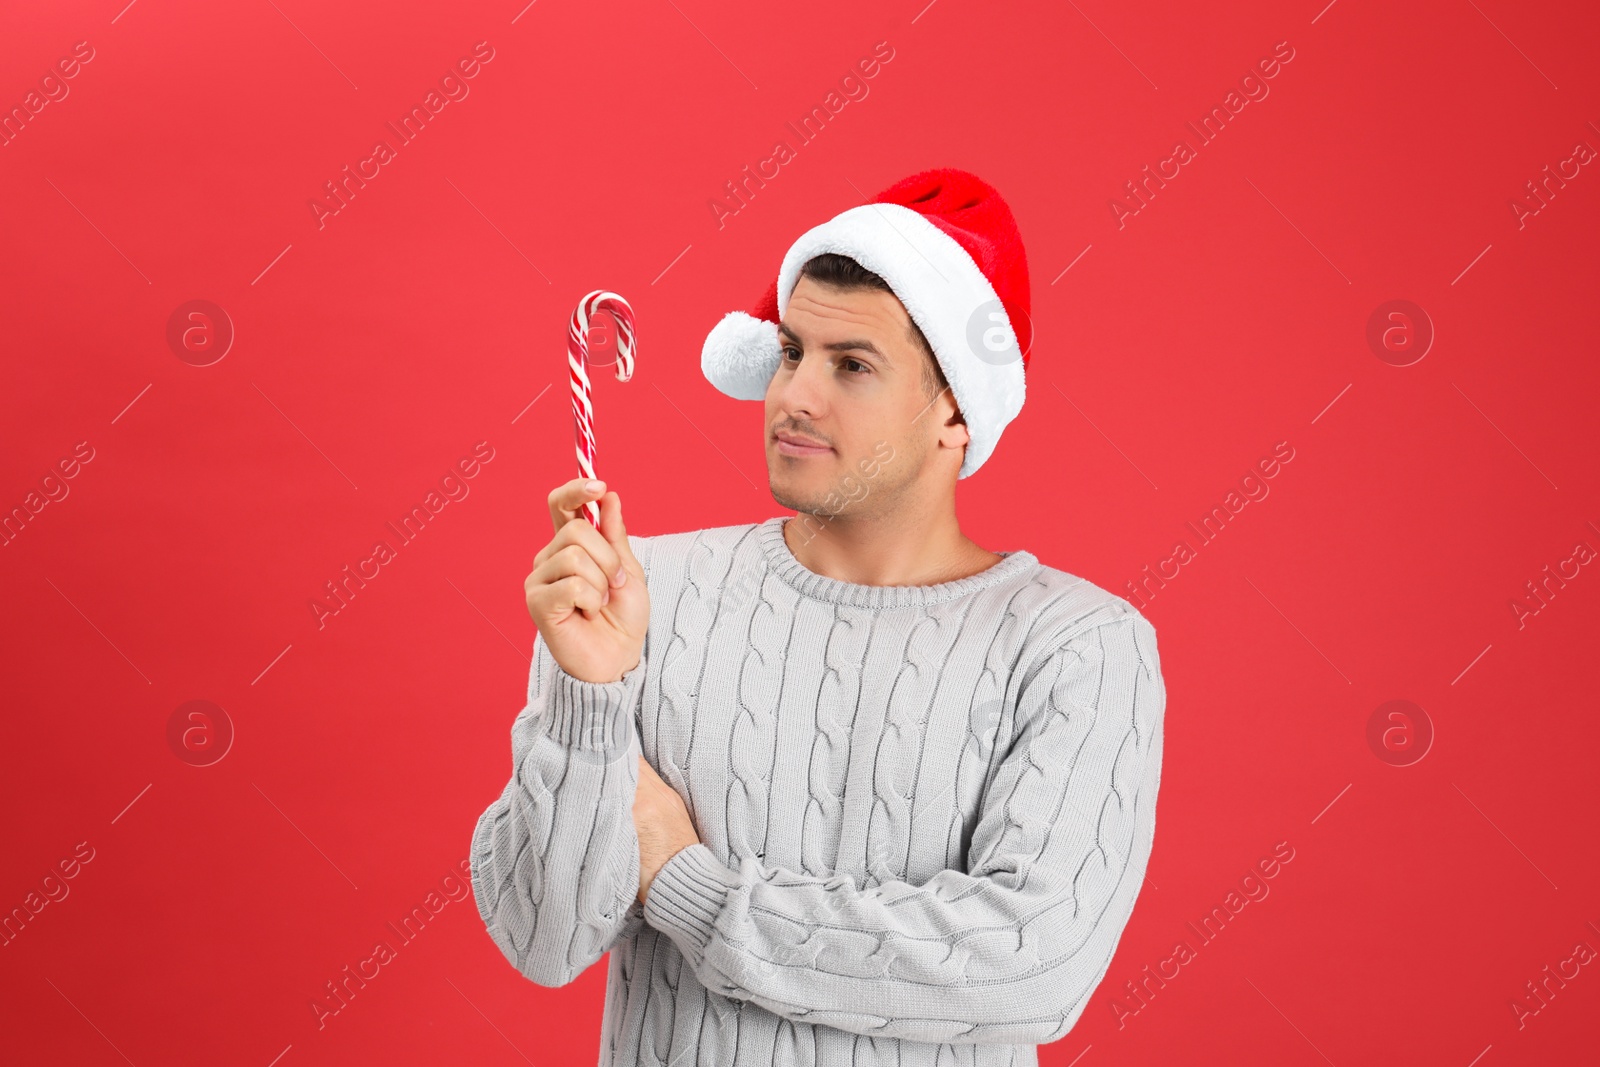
[940,395,970,446]
[940,391,966,435]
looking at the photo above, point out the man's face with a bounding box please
[764,274,963,520]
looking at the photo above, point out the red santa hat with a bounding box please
[700,167,1032,479]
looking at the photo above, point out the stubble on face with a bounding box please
[766,279,947,522]
[771,432,929,523]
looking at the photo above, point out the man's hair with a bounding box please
[796,253,949,403]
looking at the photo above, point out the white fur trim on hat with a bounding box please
[775,203,1026,479]
[701,310,782,401]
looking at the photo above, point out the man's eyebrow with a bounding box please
[777,322,892,362]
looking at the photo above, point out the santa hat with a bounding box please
[700,167,1032,479]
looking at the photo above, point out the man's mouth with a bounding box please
[773,431,832,456]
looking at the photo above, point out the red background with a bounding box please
[3,0,1597,1064]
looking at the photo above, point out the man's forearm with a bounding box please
[470,646,649,987]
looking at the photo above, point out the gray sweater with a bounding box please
[470,516,1166,1066]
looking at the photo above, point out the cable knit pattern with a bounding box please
[470,516,1166,1066]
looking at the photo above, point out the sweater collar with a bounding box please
[756,516,1039,609]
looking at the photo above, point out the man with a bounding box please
[470,168,1166,1066]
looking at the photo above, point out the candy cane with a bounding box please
[568,290,637,527]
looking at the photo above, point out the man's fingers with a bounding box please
[548,477,606,533]
[531,543,613,604]
[534,504,623,578]
[637,754,659,785]
[596,491,640,585]
[536,573,608,617]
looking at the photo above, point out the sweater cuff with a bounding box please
[642,843,742,961]
[539,655,646,752]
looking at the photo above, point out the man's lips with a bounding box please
[773,433,831,455]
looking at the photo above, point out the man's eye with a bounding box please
[780,348,868,374]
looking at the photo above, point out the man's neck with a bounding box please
[781,505,1003,588]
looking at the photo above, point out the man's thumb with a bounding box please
[599,492,639,573]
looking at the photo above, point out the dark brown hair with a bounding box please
[796,253,948,402]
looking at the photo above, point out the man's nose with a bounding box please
[774,351,829,415]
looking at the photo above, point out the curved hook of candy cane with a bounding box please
[570,290,637,383]
[569,289,637,527]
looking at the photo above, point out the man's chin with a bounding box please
[768,478,824,516]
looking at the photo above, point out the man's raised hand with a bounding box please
[525,479,648,684]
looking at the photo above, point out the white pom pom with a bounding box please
[701,311,782,401]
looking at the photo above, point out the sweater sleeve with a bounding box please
[469,628,650,988]
[641,613,1165,1044]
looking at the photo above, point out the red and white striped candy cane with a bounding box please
[568,290,637,527]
